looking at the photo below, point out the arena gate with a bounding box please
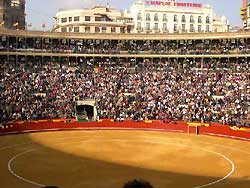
[75,100,97,122]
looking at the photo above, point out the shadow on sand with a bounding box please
[0,130,250,188]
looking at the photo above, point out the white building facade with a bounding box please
[53,0,229,34]
[125,0,228,34]
[53,6,134,33]
[213,15,230,33]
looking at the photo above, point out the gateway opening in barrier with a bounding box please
[75,100,97,122]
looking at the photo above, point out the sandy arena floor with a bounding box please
[0,130,250,188]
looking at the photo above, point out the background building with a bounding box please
[125,0,229,34]
[54,0,229,34]
[213,15,230,33]
[245,0,250,30]
[53,6,134,33]
[0,0,26,30]
[241,0,247,29]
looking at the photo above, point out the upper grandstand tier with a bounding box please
[0,28,247,40]
[0,29,250,57]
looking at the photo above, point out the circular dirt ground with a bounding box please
[0,130,250,188]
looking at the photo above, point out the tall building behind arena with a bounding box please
[54,0,229,34]
[0,0,26,30]
[125,0,229,33]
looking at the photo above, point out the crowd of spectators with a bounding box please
[1,57,250,126]
[1,37,250,55]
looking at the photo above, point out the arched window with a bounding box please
[174,24,178,32]
[190,15,194,23]
[174,15,178,22]
[190,24,194,32]
[146,13,151,21]
[137,13,142,20]
[182,15,186,22]
[206,25,210,32]
[206,16,210,24]
[163,14,167,22]
[163,23,167,31]
[198,16,202,23]
[154,13,159,21]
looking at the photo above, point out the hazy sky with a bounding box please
[26,0,242,30]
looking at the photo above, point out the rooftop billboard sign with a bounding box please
[145,1,202,8]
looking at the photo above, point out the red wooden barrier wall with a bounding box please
[1,120,250,142]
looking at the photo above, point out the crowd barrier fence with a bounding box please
[1,119,250,141]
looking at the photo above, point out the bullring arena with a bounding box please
[1,121,250,188]
[1,29,250,188]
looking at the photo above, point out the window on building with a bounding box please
[85,16,91,21]
[154,23,158,30]
[154,13,159,21]
[127,26,131,33]
[126,18,133,23]
[206,16,210,24]
[174,15,178,22]
[137,13,142,20]
[74,16,80,22]
[146,23,150,30]
[206,25,210,32]
[120,27,125,33]
[74,27,79,32]
[102,27,107,33]
[95,27,100,33]
[190,24,194,32]
[101,17,108,22]
[69,17,72,22]
[190,15,194,23]
[95,17,102,21]
[182,24,185,32]
[137,22,142,30]
[69,27,73,32]
[174,24,178,32]
[198,25,202,32]
[61,27,67,32]
[85,27,90,33]
[163,23,167,31]
[61,18,67,23]
[111,27,116,33]
[146,13,151,21]
[198,16,202,23]
[181,15,186,22]
[163,14,167,22]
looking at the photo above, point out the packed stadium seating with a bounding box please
[1,34,250,55]
[0,30,250,126]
